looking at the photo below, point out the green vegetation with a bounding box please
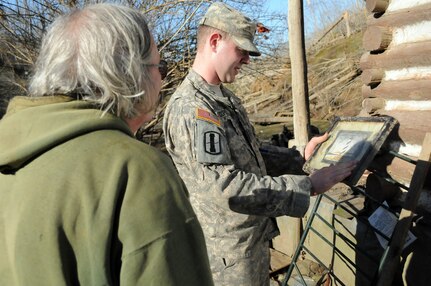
[311,31,364,65]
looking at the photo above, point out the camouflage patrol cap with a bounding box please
[199,2,261,57]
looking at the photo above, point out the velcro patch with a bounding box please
[196,108,221,126]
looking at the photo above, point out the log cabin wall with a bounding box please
[361,0,431,184]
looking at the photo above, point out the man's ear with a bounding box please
[209,33,222,52]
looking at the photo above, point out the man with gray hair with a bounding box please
[163,2,355,285]
[0,3,213,285]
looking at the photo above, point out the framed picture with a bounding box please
[303,116,397,185]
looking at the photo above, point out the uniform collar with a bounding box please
[187,69,238,107]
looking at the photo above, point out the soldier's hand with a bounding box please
[308,161,357,195]
[304,133,329,160]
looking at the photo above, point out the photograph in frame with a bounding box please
[303,116,397,185]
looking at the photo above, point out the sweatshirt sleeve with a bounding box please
[117,150,214,286]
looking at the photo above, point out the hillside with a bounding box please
[230,30,365,143]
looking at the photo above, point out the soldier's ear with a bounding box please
[209,33,223,52]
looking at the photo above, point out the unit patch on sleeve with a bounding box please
[195,109,231,165]
[204,131,221,154]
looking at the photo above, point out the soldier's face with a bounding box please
[215,37,250,83]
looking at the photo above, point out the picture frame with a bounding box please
[303,116,397,185]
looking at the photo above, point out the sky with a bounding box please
[267,0,288,14]
[262,0,363,40]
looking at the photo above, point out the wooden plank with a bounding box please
[270,248,292,273]
[362,79,431,100]
[243,94,281,110]
[360,41,431,70]
[241,90,263,102]
[248,116,293,124]
[376,133,431,286]
[367,2,431,27]
[311,16,344,48]
[272,216,302,261]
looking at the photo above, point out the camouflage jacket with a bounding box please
[163,70,312,258]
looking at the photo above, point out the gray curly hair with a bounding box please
[29,3,158,119]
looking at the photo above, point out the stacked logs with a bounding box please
[360,0,431,184]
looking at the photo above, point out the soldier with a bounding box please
[163,2,356,285]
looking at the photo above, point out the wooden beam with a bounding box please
[361,68,384,85]
[360,41,431,70]
[311,16,344,48]
[366,0,389,13]
[248,116,293,124]
[362,98,386,113]
[362,26,392,52]
[243,94,281,110]
[361,79,431,100]
[367,2,431,27]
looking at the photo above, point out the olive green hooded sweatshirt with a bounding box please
[0,96,213,285]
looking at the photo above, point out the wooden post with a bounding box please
[343,11,351,37]
[277,0,310,258]
[289,0,310,148]
[272,0,310,258]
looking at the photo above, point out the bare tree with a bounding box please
[0,0,267,122]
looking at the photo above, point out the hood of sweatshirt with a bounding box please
[0,96,132,173]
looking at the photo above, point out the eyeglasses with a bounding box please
[145,60,168,80]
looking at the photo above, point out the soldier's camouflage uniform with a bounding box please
[163,70,313,286]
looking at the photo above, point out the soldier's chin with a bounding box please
[222,75,235,84]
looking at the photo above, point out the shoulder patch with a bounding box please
[196,108,221,126]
